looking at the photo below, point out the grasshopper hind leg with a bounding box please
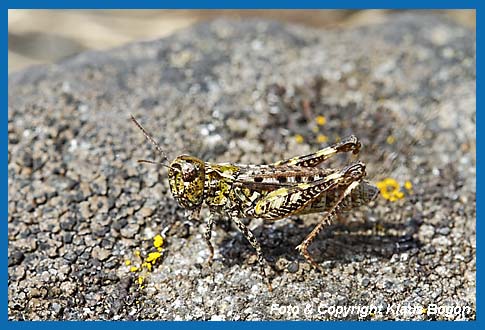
[296,180,362,271]
[272,135,361,168]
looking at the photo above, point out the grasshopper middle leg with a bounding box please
[230,212,273,291]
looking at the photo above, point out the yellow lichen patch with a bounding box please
[124,233,168,289]
[315,115,326,126]
[142,262,152,272]
[404,180,413,191]
[294,134,304,144]
[376,178,406,202]
[146,251,161,264]
[153,234,164,249]
[386,135,396,145]
[316,134,328,144]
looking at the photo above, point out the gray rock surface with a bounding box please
[8,13,475,320]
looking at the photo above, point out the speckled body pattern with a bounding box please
[132,116,379,291]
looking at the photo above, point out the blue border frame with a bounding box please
[4,1,479,9]
[5,1,479,328]
[475,2,480,325]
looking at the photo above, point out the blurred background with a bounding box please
[8,9,475,74]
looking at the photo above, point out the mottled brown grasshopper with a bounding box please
[131,115,379,291]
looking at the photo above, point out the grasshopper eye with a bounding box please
[182,163,197,182]
[170,163,182,175]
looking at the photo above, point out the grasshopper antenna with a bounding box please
[130,114,179,172]
[136,159,177,171]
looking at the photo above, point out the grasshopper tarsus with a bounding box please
[296,243,320,271]
[205,245,214,266]
[267,281,273,292]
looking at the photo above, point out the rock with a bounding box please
[9,265,26,281]
[138,207,154,218]
[8,13,475,320]
[120,223,140,239]
[8,250,25,266]
[63,251,78,264]
[79,201,92,219]
[92,175,108,196]
[91,246,112,261]
[287,261,299,273]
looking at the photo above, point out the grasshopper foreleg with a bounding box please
[204,213,215,265]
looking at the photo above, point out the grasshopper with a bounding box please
[131,115,379,291]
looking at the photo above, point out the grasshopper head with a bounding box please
[168,155,206,210]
